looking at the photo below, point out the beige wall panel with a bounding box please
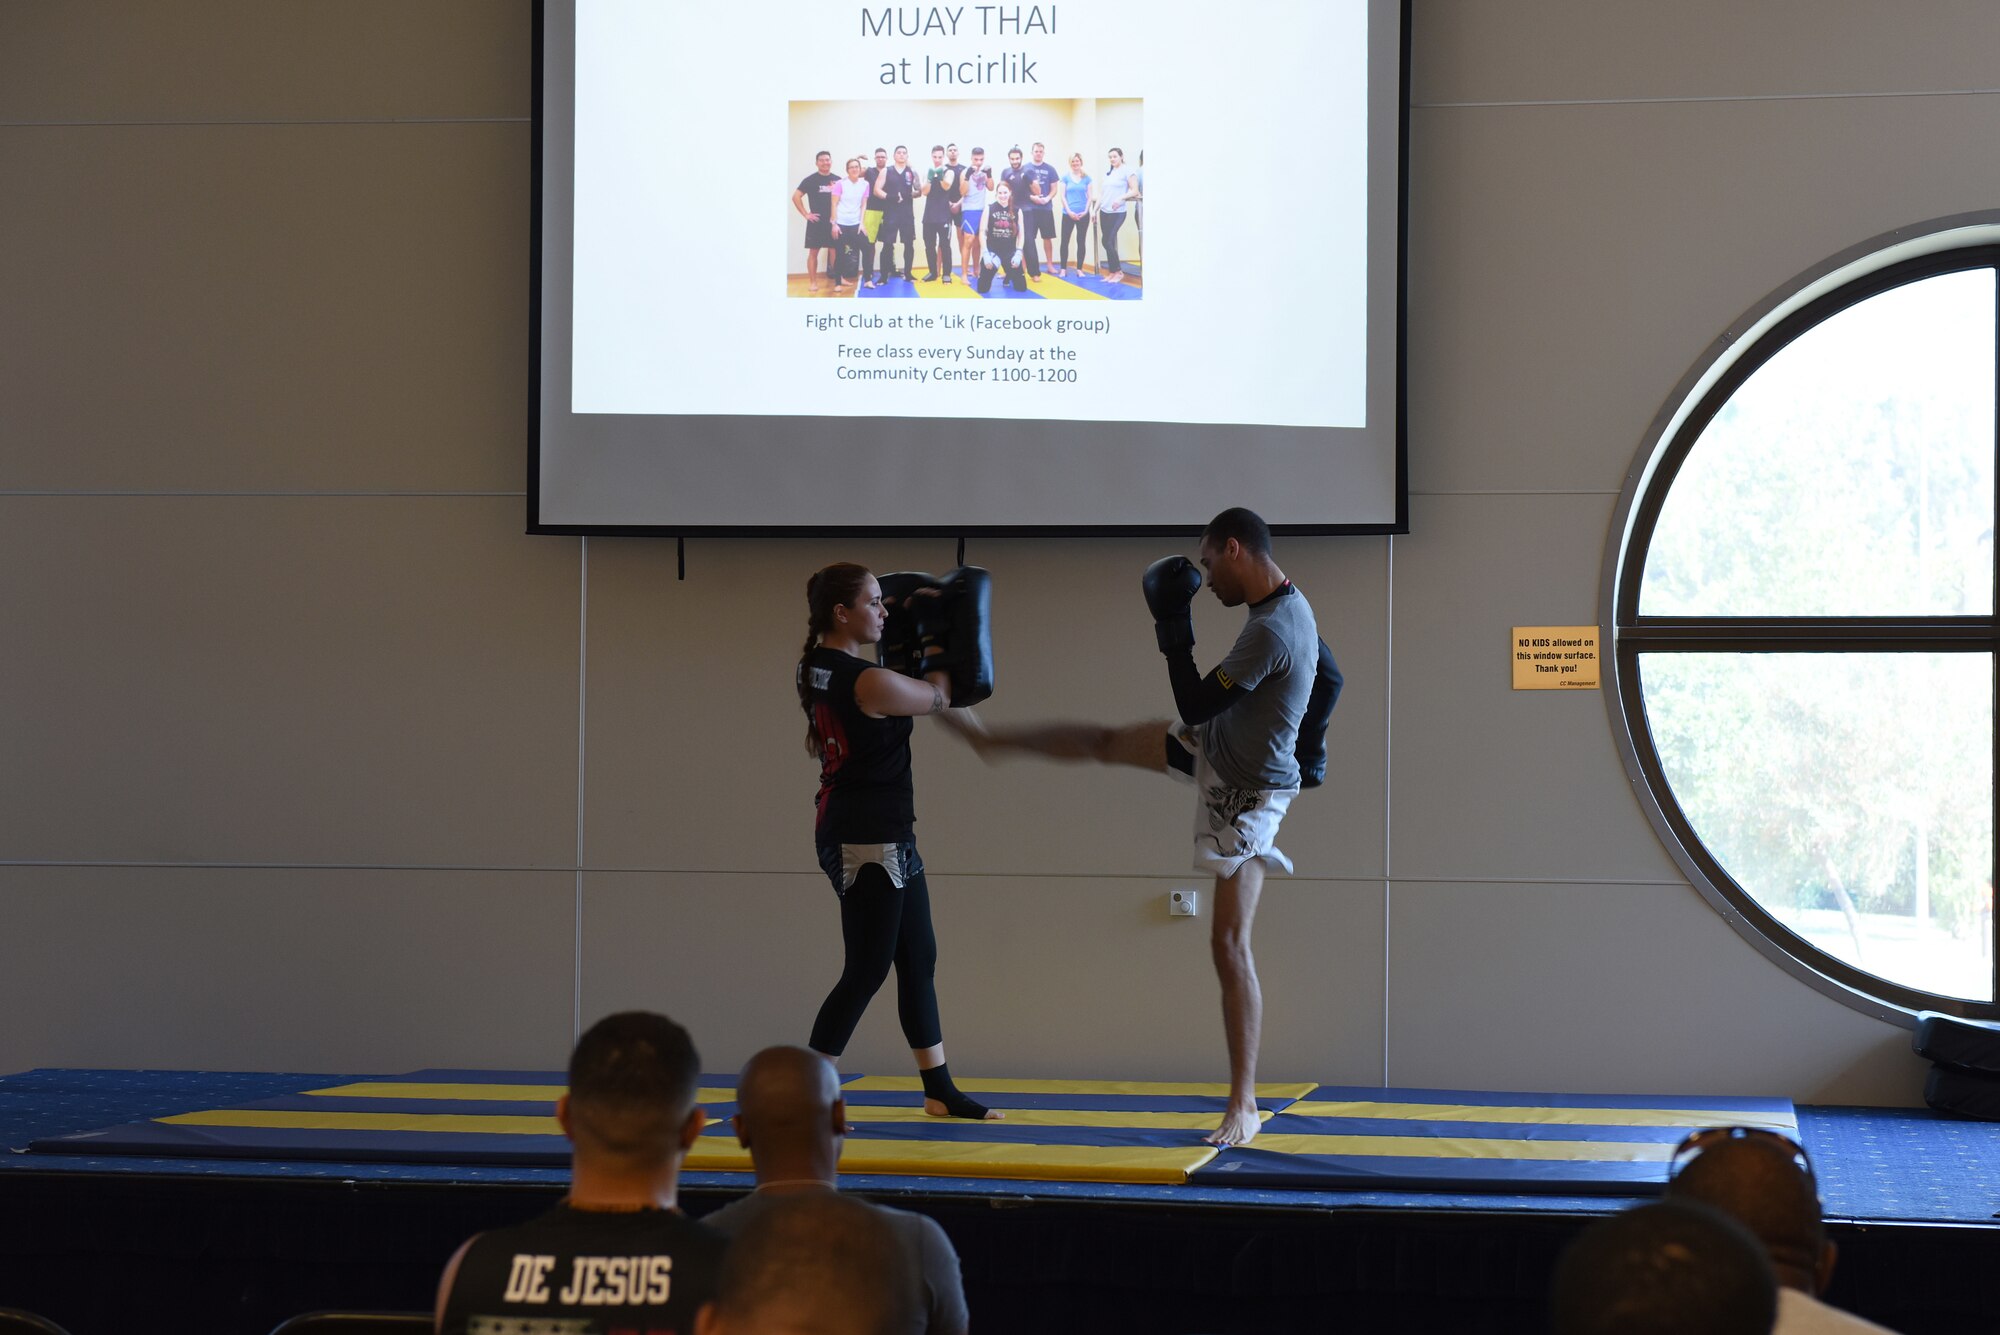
[0,2,528,124]
[581,533,961,873]
[0,496,578,867]
[581,871,1386,1087]
[0,866,575,1074]
[0,122,527,492]
[1386,880,1927,1106]
[1412,0,2000,105]
[585,534,1386,881]
[1407,93,2000,496]
[1390,493,1675,884]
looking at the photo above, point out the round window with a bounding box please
[1606,213,1999,1022]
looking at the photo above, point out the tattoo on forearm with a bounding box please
[929,684,947,714]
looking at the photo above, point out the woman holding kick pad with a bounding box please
[796,563,1000,1121]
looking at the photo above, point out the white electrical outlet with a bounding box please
[1169,889,1199,917]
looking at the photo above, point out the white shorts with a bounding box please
[816,841,920,894]
[1166,723,1298,877]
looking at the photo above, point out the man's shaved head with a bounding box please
[1551,1200,1777,1335]
[1667,1137,1827,1288]
[736,1046,841,1142]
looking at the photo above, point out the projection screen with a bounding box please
[531,0,1409,535]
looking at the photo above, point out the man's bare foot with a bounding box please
[924,1096,1006,1120]
[1204,1102,1261,1147]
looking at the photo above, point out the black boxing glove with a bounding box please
[875,571,936,675]
[1141,555,1202,655]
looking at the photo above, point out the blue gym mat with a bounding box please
[8,1069,1994,1222]
[1187,1086,1799,1195]
[23,1069,1317,1186]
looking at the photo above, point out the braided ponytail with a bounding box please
[800,563,874,759]
[797,626,823,758]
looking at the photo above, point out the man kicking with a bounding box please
[944,508,1336,1147]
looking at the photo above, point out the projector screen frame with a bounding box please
[526,0,1411,539]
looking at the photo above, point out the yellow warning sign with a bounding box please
[1512,626,1600,690]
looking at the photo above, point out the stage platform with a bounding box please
[4,1068,1997,1335]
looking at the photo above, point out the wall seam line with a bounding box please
[1383,534,1394,1088]
[1415,87,2000,110]
[575,536,588,1043]
[0,490,528,499]
[0,117,533,128]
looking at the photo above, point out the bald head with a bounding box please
[1666,1138,1827,1289]
[736,1046,842,1150]
[1551,1200,1777,1335]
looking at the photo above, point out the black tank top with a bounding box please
[987,204,1019,247]
[805,646,916,844]
[440,1203,724,1335]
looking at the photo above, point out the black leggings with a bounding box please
[1060,213,1087,268]
[978,252,1027,294]
[809,860,943,1054]
[834,228,870,282]
[874,214,913,279]
[923,220,956,277]
[1099,210,1128,273]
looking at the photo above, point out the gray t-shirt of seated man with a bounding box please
[702,1187,969,1335]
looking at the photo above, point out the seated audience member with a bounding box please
[698,1191,913,1335]
[1550,1199,1778,1335]
[434,1011,724,1335]
[702,1046,969,1335]
[1667,1127,1901,1333]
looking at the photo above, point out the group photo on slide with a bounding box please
[788,97,1144,301]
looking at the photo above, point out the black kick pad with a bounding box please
[1912,1011,2000,1075]
[1924,1064,2000,1122]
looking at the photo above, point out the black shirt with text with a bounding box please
[440,1204,724,1335]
